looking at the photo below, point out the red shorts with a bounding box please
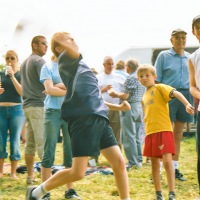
[143,131,176,158]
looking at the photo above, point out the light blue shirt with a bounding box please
[155,48,190,89]
[40,61,64,109]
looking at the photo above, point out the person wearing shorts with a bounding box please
[137,64,194,200]
[155,28,194,181]
[26,32,130,200]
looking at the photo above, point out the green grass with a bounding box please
[0,136,199,200]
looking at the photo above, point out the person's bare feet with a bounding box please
[10,174,19,179]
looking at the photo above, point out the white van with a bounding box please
[114,46,199,65]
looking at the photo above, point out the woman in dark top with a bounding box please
[0,50,25,179]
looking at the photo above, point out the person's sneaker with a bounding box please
[42,193,51,200]
[26,176,38,185]
[26,185,37,200]
[175,169,187,181]
[155,193,164,200]
[65,189,81,199]
[126,164,133,171]
[169,193,176,200]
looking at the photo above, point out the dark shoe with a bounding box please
[169,193,176,200]
[175,169,187,181]
[42,193,50,200]
[126,164,140,171]
[65,189,81,199]
[26,185,37,200]
[155,193,164,200]
[126,164,133,171]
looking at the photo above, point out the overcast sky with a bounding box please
[0,0,200,71]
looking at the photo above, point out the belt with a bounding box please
[176,88,189,91]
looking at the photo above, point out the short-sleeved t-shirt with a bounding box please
[142,84,175,135]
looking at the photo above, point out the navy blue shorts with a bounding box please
[169,90,194,123]
[67,114,118,157]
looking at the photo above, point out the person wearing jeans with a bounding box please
[0,50,25,179]
[40,56,81,199]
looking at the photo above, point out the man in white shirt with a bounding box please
[97,56,125,149]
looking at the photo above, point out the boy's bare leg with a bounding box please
[0,158,4,178]
[41,166,76,193]
[101,145,129,199]
[151,157,162,192]
[162,153,175,192]
[44,157,88,191]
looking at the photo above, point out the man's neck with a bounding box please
[173,47,184,56]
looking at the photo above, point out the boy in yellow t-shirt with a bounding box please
[137,64,194,200]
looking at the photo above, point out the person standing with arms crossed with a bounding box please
[20,35,48,185]
[188,15,200,200]
[26,31,130,200]
[155,29,194,181]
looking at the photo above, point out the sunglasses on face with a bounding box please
[35,41,48,46]
[6,57,15,60]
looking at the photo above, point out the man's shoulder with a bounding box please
[158,49,172,56]
[22,54,45,65]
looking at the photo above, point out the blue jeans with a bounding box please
[41,108,72,168]
[0,105,25,160]
[121,102,143,166]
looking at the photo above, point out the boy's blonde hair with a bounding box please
[51,32,70,57]
[137,64,156,76]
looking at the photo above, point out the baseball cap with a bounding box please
[192,15,200,28]
[171,28,187,36]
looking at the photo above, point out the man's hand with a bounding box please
[186,103,195,114]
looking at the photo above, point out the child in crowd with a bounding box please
[26,31,130,200]
[137,64,194,200]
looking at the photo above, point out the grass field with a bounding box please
[0,136,198,200]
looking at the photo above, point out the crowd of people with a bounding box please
[0,15,200,200]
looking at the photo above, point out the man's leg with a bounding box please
[108,110,122,149]
[101,145,130,199]
[25,154,35,180]
[173,120,185,161]
[172,120,187,181]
